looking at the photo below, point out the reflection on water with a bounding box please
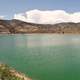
[0,34,80,80]
[14,34,80,47]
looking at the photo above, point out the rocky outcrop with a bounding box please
[0,19,80,34]
[0,64,31,80]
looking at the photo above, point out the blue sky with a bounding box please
[0,0,80,19]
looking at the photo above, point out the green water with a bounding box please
[0,34,80,80]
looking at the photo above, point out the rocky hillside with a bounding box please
[0,19,80,34]
[0,64,31,80]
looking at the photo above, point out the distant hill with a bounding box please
[0,19,80,34]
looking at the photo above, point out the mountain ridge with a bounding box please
[0,19,80,34]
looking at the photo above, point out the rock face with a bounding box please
[0,19,80,34]
[0,64,31,80]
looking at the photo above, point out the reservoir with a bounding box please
[0,34,80,80]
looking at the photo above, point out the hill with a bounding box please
[0,19,80,34]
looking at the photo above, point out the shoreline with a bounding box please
[0,64,32,80]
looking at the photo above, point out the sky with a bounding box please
[0,0,80,24]
[0,0,80,19]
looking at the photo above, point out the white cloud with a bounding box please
[0,16,4,19]
[14,9,80,24]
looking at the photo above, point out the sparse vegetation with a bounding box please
[0,64,31,80]
[0,19,80,34]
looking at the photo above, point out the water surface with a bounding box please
[0,34,80,80]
